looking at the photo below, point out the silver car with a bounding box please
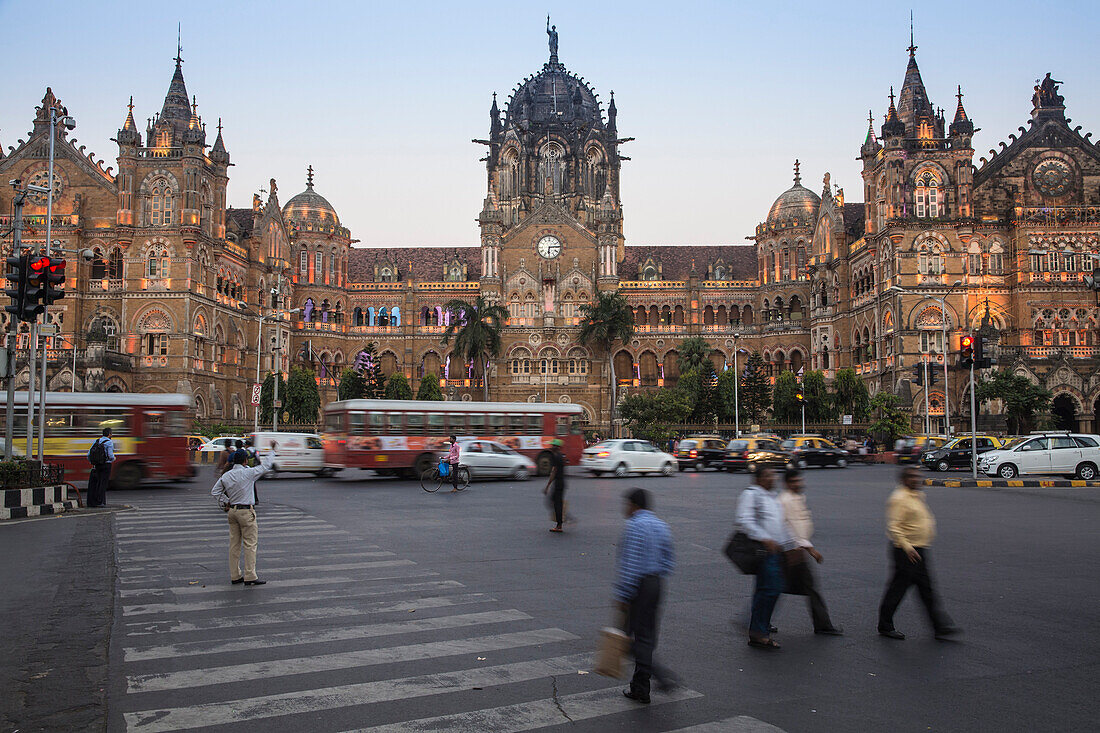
[458,440,536,480]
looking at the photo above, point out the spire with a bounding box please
[489,92,501,137]
[862,109,882,156]
[210,118,228,162]
[882,86,905,138]
[123,96,136,131]
[949,85,975,137]
[608,90,617,133]
[182,94,205,145]
[158,35,191,140]
[793,159,801,186]
[306,165,314,189]
[896,22,934,134]
[908,10,916,58]
[117,95,141,147]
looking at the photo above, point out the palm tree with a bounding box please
[442,295,508,401]
[578,290,636,428]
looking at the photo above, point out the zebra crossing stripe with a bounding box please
[118,549,384,563]
[120,570,439,592]
[126,627,578,692]
[123,593,493,634]
[121,652,592,732]
[123,580,465,615]
[666,716,787,732]
[116,529,348,545]
[117,553,397,584]
[119,558,412,587]
[346,685,704,733]
[123,609,532,661]
[115,520,332,537]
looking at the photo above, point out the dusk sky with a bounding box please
[1,0,1096,248]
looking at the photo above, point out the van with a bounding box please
[251,432,337,477]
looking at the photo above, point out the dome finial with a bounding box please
[793,159,801,186]
[908,10,917,58]
[175,23,183,68]
[307,164,314,188]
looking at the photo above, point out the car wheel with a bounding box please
[413,453,434,478]
[111,462,142,491]
[998,463,1018,479]
[797,458,808,470]
[836,458,847,468]
[678,464,685,472]
[1076,462,1097,481]
[695,460,704,472]
[589,470,602,477]
[661,462,674,476]
[614,462,629,478]
[512,466,530,481]
[937,460,950,472]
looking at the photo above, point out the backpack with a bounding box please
[89,439,109,466]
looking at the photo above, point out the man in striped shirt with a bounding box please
[615,488,677,704]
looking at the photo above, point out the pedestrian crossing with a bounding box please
[111,496,781,732]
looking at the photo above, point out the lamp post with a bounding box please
[889,280,962,436]
[732,333,747,438]
[244,304,299,434]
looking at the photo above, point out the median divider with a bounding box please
[923,477,1100,488]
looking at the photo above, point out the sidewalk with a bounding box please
[923,476,1100,488]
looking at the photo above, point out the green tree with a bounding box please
[676,368,715,424]
[715,367,739,423]
[442,295,508,401]
[832,367,871,421]
[338,368,365,401]
[258,372,287,425]
[416,372,444,401]
[976,370,1052,435]
[383,373,413,400]
[803,370,835,422]
[677,336,712,376]
[869,392,910,445]
[352,342,387,399]
[772,371,800,423]
[286,367,321,424]
[739,351,771,425]
[618,388,692,445]
[578,290,636,425]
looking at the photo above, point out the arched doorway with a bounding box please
[1052,394,1079,431]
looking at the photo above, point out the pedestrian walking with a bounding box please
[232,439,247,465]
[779,468,843,635]
[215,444,234,475]
[737,466,795,649]
[446,435,461,493]
[85,428,115,508]
[616,488,677,704]
[543,438,567,532]
[211,442,276,586]
[877,466,960,640]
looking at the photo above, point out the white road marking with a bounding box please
[667,716,787,732]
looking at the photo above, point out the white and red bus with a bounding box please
[322,399,585,477]
[10,392,195,489]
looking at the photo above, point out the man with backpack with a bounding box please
[86,428,115,508]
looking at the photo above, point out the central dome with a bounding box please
[283,168,339,229]
[506,63,604,128]
[766,165,820,229]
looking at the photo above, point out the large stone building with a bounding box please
[2,33,1099,433]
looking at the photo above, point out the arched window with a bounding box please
[989,241,1004,275]
[299,250,308,276]
[379,266,395,283]
[314,251,323,283]
[523,293,537,319]
[109,248,123,279]
[539,143,564,195]
[90,247,107,279]
[91,315,120,352]
[641,265,658,281]
[328,249,336,283]
[510,348,532,377]
[150,179,173,226]
[146,245,169,278]
[915,170,941,218]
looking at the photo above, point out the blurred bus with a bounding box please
[322,399,585,477]
[10,392,195,489]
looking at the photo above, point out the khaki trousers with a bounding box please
[227,506,258,581]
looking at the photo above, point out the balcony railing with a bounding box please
[1022,345,1098,359]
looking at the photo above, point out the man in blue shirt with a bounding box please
[615,488,677,704]
[86,428,116,507]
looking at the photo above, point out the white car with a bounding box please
[457,440,535,480]
[978,432,1100,480]
[199,436,243,453]
[581,439,677,477]
[252,431,336,477]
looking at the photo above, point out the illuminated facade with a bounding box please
[2,38,1099,432]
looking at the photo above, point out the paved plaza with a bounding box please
[2,463,1098,732]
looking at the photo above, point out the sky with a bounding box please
[1,0,1097,248]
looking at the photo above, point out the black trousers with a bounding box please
[550,485,564,525]
[624,574,672,698]
[87,464,110,507]
[878,545,952,633]
[786,559,836,631]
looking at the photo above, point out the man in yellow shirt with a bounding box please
[877,467,959,640]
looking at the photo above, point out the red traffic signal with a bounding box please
[43,256,67,305]
[29,256,50,275]
[960,335,974,367]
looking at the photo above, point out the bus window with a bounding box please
[468,413,485,435]
[406,413,425,436]
[570,419,584,435]
[447,413,466,434]
[386,413,402,435]
[556,416,569,435]
[167,411,188,435]
[367,413,384,436]
[44,412,76,435]
[427,413,445,436]
[144,411,166,437]
[509,414,525,435]
[489,413,505,436]
[79,410,130,435]
[526,414,543,433]
[324,412,343,433]
[349,412,366,436]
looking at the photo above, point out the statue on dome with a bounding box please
[546,16,558,59]
[1033,72,1064,109]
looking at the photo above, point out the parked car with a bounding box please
[978,432,1100,479]
[581,440,677,477]
[895,435,948,464]
[186,435,207,451]
[782,435,849,468]
[676,436,727,471]
[251,431,335,477]
[458,439,536,480]
[198,436,244,453]
[722,437,791,473]
[920,435,1006,471]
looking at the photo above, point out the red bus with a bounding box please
[322,399,585,477]
[11,392,195,489]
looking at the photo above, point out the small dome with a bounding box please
[506,63,603,129]
[283,167,339,228]
[766,164,820,229]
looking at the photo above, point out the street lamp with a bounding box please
[242,305,299,433]
[889,280,962,436]
[732,333,748,438]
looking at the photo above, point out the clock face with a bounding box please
[26,170,63,205]
[1033,159,1073,197]
[537,235,562,259]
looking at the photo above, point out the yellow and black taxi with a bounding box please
[676,436,728,471]
[895,435,949,464]
[722,435,791,472]
[920,435,1006,471]
[781,435,850,468]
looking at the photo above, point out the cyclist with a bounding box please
[446,435,462,493]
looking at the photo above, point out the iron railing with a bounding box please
[0,462,66,490]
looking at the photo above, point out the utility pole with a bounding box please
[923,356,931,435]
[4,190,27,461]
[733,338,741,439]
[969,356,978,478]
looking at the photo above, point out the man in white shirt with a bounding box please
[779,468,842,635]
[211,443,275,586]
[737,466,796,649]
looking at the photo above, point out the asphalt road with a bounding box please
[3,462,1098,732]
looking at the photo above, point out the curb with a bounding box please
[923,478,1100,488]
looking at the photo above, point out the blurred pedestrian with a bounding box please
[737,466,794,649]
[211,442,276,586]
[779,468,842,635]
[86,428,115,508]
[878,466,960,640]
[616,488,677,704]
[543,438,567,532]
[446,435,461,492]
[215,443,234,474]
[232,439,247,464]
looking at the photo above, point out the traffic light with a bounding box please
[912,366,923,386]
[959,334,974,368]
[4,254,45,322]
[24,256,49,317]
[795,390,805,403]
[42,257,66,306]
[975,335,994,369]
[1085,267,1100,291]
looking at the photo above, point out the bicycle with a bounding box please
[421,463,470,493]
